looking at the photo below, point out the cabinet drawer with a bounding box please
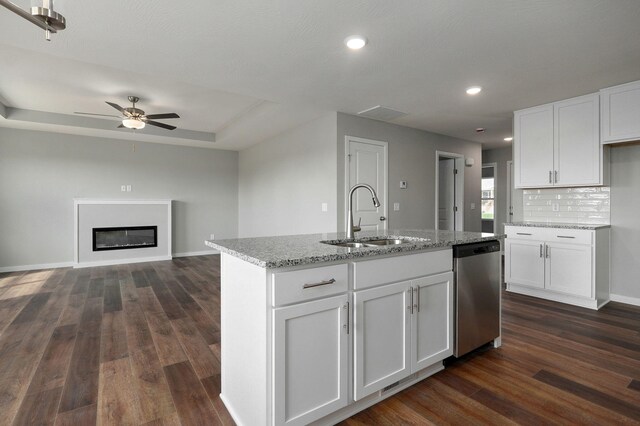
[546,228,593,245]
[505,226,548,240]
[353,250,452,290]
[272,264,348,306]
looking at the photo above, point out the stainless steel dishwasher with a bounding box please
[453,240,501,357]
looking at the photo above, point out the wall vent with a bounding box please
[382,381,400,393]
[357,105,408,122]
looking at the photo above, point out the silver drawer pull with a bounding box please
[557,236,575,239]
[516,232,532,236]
[303,278,336,289]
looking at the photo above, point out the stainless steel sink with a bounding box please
[321,238,413,248]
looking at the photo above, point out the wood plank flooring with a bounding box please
[0,255,639,425]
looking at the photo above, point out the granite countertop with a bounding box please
[205,229,505,268]
[505,221,611,230]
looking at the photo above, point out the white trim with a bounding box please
[344,136,389,232]
[173,250,219,257]
[506,160,513,226]
[0,261,74,273]
[434,151,465,231]
[73,199,172,267]
[610,293,640,307]
[482,162,498,234]
[73,255,173,269]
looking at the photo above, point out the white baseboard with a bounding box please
[173,250,219,257]
[0,261,74,273]
[610,293,640,307]
[73,255,173,269]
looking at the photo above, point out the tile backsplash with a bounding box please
[522,187,610,224]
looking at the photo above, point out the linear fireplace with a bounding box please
[92,226,158,251]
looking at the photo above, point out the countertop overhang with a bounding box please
[506,222,610,230]
[205,229,505,268]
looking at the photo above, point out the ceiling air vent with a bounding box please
[357,105,408,122]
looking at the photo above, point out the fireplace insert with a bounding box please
[92,226,158,251]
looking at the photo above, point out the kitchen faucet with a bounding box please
[346,183,381,239]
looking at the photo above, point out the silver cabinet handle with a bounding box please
[539,244,543,258]
[554,170,558,183]
[415,287,420,313]
[545,245,550,258]
[557,235,575,239]
[517,232,532,236]
[380,216,386,221]
[408,287,414,314]
[549,171,552,184]
[303,278,336,289]
[343,302,350,334]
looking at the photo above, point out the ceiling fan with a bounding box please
[75,96,180,130]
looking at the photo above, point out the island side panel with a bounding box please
[220,253,269,426]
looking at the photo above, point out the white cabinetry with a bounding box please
[601,80,640,144]
[505,225,609,309]
[273,295,348,426]
[353,271,453,401]
[514,93,602,188]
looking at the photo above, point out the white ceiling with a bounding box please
[1,0,640,150]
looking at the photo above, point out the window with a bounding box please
[481,171,495,220]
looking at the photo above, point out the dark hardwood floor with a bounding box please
[0,255,639,425]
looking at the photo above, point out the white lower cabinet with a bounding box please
[353,272,453,400]
[505,225,609,309]
[273,295,349,426]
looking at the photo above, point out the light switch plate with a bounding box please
[321,202,328,212]
[126,185,132,192]
[400,181,407,189]
[394,203,400,211]
[471,203,476,210]
[120,185,126,192]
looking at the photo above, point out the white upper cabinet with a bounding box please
[601,80,640,144]
[514,93,602,188]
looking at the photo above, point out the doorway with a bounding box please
[345,136,388,233]
[482,163,497,233]
[435,152,464,231]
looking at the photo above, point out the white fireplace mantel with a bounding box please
[73,199,172,268]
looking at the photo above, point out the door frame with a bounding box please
[344,135,389,231]
[434,151,465,231]
[506,160,513,225]
[482,162,498,234]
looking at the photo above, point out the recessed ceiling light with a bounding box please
[476,127,486,133]
[466,86,482,95]
[504,137,513,142]
[344,35,367,50]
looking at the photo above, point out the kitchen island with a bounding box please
[205,229,503,426]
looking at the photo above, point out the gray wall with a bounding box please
[238,113,338,237]
[337,113,482,232]
[0,127,238,269]
[610,144,640,299]
[482,146,516,234]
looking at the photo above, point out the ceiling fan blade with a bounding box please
[74,112,122,119]
[144,113,180,120]
[106,101,132,117]
[145,120,177,130]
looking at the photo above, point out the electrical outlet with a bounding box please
[210,233,215,240]
[394,203,400,211]
[321,202,328,212]
[126,185,131,192]
[121,185,126,192]
[400,181,407,189]
[471,203,476,210]
[552,203,559,212]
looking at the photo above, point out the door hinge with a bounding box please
[454,206,458,212]
[347,154,351,162]
[454,168,458,175]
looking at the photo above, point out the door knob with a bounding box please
[380,216,386,221]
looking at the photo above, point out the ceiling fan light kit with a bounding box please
[122,118,146,130]
[0,0,66,41]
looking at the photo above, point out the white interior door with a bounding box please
[438,158,455,231]
[347,137,388,232]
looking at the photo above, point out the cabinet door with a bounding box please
[353,281,411,401]
[554,94,601,186]
[545,243,592,298]
[601,80,640,144]
[505,239,545,288]
[514,104,554,188]
[411,272,453,372]
[273,295,348,426]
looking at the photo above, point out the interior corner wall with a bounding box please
[238,113,338,238]
[482,146,517,233]
[0,127,238,269]
[336,113,482,233]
